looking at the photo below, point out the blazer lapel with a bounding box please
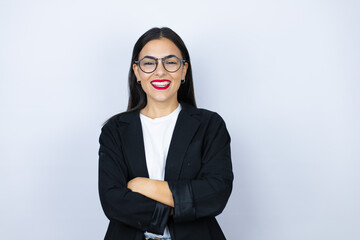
[118,110,149,178]
[117,102,200,180]
[165,103,200,181]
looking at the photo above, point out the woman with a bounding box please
[98,27,233,240]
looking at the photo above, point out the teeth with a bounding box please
[152,81,170,87]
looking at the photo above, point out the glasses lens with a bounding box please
[140,57,156,73]
[163,56,181,72]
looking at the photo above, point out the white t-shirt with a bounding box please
[140,103,182,238]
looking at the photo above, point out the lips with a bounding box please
[150,79,171,90]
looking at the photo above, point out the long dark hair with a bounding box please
[103,27,196,125]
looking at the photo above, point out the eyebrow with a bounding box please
[142,54,177,59]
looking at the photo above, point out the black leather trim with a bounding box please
[168,180,196,222]
[147,202,171,234]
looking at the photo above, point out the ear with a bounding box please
[133,63,140,81]
[181,62,188,80]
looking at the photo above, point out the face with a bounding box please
[133,38,188,106]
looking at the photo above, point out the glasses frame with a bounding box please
[134,55,186,74]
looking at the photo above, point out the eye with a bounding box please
[143,61,155,66]
[165,57,179,65]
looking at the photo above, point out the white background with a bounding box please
[1,0,359,239]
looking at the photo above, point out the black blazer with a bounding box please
[98,102,233,240]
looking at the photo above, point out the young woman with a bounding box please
[98,27,233,240]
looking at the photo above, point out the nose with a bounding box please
[154,59,166,76]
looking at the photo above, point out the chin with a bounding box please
[150,95,177,104]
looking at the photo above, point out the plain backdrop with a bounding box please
[1,0,359,239]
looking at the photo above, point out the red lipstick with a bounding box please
[150,79,171,90]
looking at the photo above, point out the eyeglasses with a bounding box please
[134,55,186,73]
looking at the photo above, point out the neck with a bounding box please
[140,100,179,119]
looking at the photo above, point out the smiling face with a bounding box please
[133,38,188,107]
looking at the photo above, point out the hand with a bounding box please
[127,177,152,194]
[127,177,174,207]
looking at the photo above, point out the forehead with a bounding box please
[139,38,182,58]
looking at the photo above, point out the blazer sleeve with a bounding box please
[98,121,171,234]
[168,112,233,223]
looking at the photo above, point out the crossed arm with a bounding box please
[127,177,174,208]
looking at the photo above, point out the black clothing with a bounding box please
[98,102,233,240]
